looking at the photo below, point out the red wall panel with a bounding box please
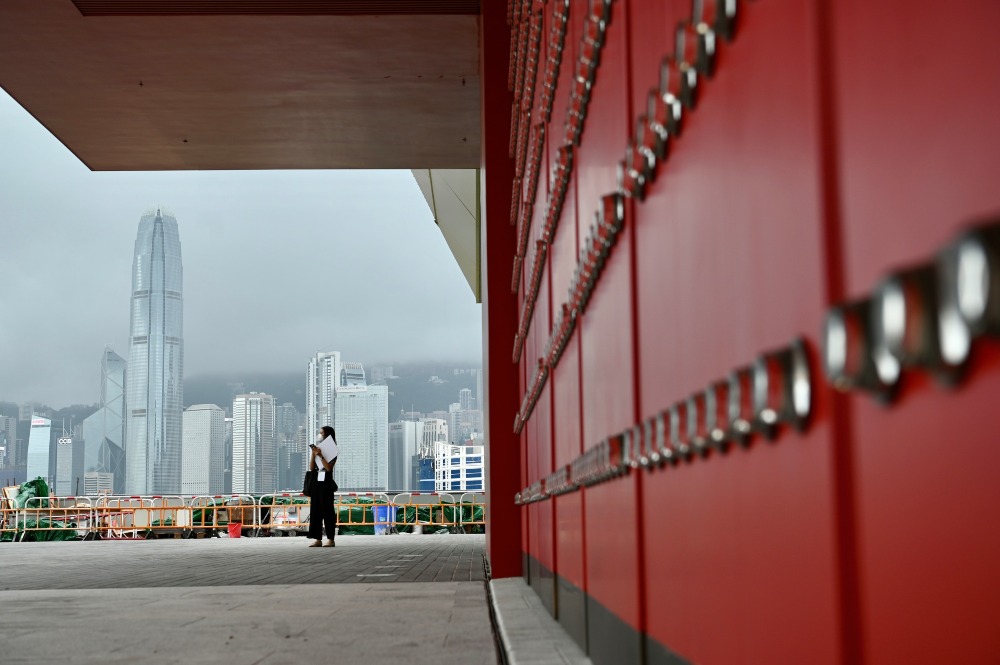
[493,0,1000,663]
[633,0,842,662]
[480,0,521,580]
[831,1,1000,662]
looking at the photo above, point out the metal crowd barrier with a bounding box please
[0,491,488,541]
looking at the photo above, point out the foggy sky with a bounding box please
[0,90,482,408]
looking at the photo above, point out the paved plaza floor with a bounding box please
[0,533,487,590]
[0,534,498,665]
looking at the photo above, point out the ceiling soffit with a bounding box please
[0,0,481,170]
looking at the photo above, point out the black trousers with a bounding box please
[307,479,337,540]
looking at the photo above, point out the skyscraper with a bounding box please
[459,387,473,411]
[26,417,51,484]
[54,435,84,496]
[388,418,424,491]
[232,393,276,494]
[0,415,16,467]
[420,418,448,457]
[81,348,127,493]
[307,351,341,441]
[125,209,184,495]
[274,402,304,490]
[182,404,226,495]
[334,366,388,492]
[475,368,483,421]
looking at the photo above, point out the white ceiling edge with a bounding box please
[412,168,481,302]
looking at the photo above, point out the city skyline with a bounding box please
[0,90,483,409]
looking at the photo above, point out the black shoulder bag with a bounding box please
[302,469,317,497]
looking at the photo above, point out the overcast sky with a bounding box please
[0,89,482,408]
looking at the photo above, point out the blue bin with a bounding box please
[372,505,397,535]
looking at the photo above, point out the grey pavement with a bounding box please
[0,534,585,665]
[490,578,592,665]
[0,534,498,665]
[0,534,486,590]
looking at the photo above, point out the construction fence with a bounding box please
[0,482,486,542]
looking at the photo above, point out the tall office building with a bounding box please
[475,369,483,421]
[307,351,341,441]
[182,404,226,495]
[223,416,233,494]
[81,348,127,493]
[274,402,303,491]
[274,403,300,437]
[26,416,51,485]
[125,209,184,495]
[0,415,16,467]
[334,367,388,491]
[448,403,462,444]
[388,419,424,491]
[54,435,84,496]
[459,388,473,411]
[420,418,448,457]
[232,393,276,494]
[341,362,365,387]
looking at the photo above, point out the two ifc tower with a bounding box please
[123,209,185,495]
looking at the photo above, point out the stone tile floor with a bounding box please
[0,534,498,665]
[0,533,487,590]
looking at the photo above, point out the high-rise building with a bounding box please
[433,441,484,492]
[0,415,16,467]
[223,416,233,495]
[232,393,275,494]
[341,362,366,387]
[448,403,462,444]
[182,404,226,495]
[274,402,300,437]
[420,418,448,457]
[334,367,388,491]
[125,209,184,495]
[388,419,424,491]
[475,369,483,421]
[273,403,303,492]
[459,387,473,411]
[307,351,341,441]
[26,417,51,485]
[81,348,127,493]
[54,435,84,495]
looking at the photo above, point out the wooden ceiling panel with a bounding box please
[72,0,481,16]
[0,0,481,170]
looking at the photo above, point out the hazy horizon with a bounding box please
[0,89,483,407]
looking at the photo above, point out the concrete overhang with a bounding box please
[412,168,481,301]
[0,0,481,171]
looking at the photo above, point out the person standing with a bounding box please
[308,425,339,547]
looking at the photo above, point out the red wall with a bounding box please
[484,0,1000,663]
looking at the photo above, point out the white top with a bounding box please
[315,436,339,481]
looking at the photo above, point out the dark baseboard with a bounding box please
[518,554,692,665]
[645,634,694,665]
[556,574,588,653]
[586,592,644,665]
